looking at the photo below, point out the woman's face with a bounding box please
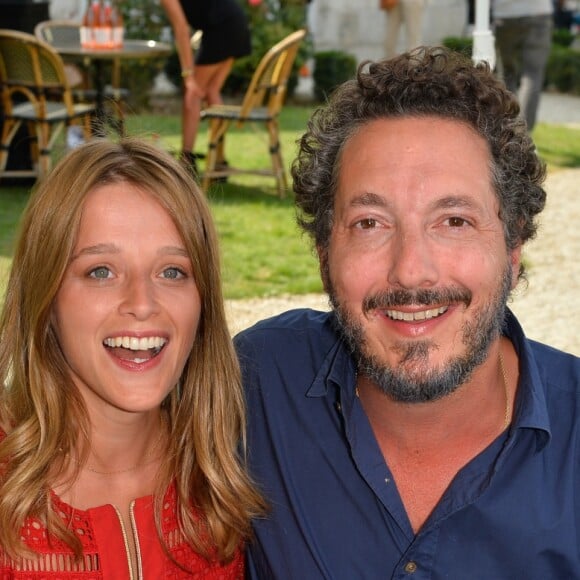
[52,181,201,417]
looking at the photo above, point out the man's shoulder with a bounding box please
[235,309,344,399]
[236,308,333,340]
[234,308,338,363]
[527,339,580,390]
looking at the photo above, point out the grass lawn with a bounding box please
[1,105,579,299]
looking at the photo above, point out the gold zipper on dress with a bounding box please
[130,501,144,579]
[113,502,142,580]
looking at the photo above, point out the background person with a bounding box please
[49,0,87,20]
[235,47,580,578]
[383,0,427,57]
[48,0,88,148]
[552,0,575,31]
[0,138,264,576]
[160,0,252,176]
[493,0,554,131]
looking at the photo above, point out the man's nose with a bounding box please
[387,228,439,289]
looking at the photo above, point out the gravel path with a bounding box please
[226,167,580,356]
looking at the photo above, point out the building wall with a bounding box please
[307,0,470,63]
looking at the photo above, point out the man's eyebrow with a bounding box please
[348,191,484,211]
[349,192,390,207]
[432,195,482,211]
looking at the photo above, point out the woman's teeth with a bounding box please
[103,336,167,350]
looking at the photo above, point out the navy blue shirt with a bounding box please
[235,308,580,579]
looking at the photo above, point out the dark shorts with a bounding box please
[195,13,251,65]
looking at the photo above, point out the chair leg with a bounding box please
[26,121,40,172]
[0,119,21,176]
[216,134,226,165]
[0,144,9,177]
[38,120,69,179]
[202,120,218,192]
[267,119,287,198]
[202,118,229,192]
[36,121,52,179]
[83,114,93,140]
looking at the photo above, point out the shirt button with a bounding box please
[404,561,417,574]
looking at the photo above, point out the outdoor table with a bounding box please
[52,39,172,134]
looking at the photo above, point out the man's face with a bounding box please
[323,117,521,403]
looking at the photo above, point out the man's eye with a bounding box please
[447,217,469,228]
[89,266,112,279]
[356,218,377,229]
[162,267,186,280]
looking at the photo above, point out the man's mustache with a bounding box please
[362,287,472,314]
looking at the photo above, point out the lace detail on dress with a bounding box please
[1,495,103,577]
[161,484,244,579]
[1,552,101,575]
[1,484,242,578]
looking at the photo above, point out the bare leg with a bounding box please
[385,5,403,58]
[203,58,234,106]
[182,58,235,154]
[402,0,425,52]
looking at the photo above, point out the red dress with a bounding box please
[0,482,243,579]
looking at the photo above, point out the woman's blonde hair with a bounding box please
[0,138,265,562]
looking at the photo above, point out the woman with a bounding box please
[0,138,264,577]
[160,0,252,175]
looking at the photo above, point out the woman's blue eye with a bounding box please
[89,266,111,279]
[162,267,185,280]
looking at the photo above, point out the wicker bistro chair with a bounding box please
[0,29,96,181]
[201,29,307,197]
[34,20,129,136]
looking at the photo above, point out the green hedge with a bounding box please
[546,45,580,94]
[312,50,357,102]
[441,36,473,57]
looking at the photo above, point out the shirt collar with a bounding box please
[306,312,357,398]
[503,308,551,448]
[306,308,552,448]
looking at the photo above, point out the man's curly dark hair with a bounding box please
[292,46,547,281]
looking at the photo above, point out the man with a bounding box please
[493,0,553,131]
[383,0,427,58]
[235,47,580,578]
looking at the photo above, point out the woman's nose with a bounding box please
[118,275,160,319]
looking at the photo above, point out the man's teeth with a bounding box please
[103,336,167,350]
[385,306,448,321]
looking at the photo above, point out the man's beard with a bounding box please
[328,264,512,403]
